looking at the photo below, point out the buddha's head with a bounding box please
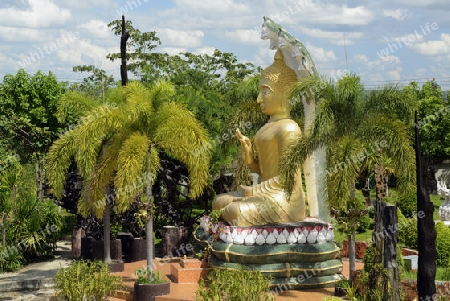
[258,50,298,116]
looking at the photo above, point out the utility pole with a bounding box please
[415,111,437,299]
[120,15,130,86]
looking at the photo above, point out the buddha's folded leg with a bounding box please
[221,201,254,226]
[212,190,244,210]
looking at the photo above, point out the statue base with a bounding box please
[194,218,344,289]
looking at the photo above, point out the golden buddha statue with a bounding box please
[212,50,306,226]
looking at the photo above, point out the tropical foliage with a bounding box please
[46,80,211,270]
[106,19,256,177]
[279,74,416,285]
[0,69,65,162]
[54,260,122,301]
[195,266,274,301]
[404,80,450,161]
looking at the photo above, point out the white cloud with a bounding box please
[78,20,111,40]
[305,43,337,63]
[156,28,204,48]
[0,26,52,42]
[253,48,277,69]
[383,9,411,20]
[387,68,402,80]
[193,47,217,56]
[58,0,116,8]
[349,53,404,86]
[353,54,369,63]
[280,3,375,26]
[0,0,71,28]
[172,0,251,15]
[55,36,117,71]
[407,33,450,55]
[385,0,450,11]
[299,26,363,45]
[224,29,266,45]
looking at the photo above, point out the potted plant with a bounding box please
[334,279,348,297]
[134,268,170,301]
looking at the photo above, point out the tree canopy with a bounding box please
[0,69,65,163]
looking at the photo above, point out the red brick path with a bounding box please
[109,258,363,301]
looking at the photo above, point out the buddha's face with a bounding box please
[257,79,286,116]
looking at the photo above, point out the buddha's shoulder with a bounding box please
[276,119,301,132]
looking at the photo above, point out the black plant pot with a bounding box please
[91,239,123,260]
[117,232,133,262]
[334,285,346,297]
[111,239,122,260]
[130,238,147,262]
[134,282,170,301]
[81,236,94,260]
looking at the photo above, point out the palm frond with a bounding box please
[114,132,152,213]
[326,136,363,210]
[56,91,97,123]
[357,113,416,196]
[78,136,122,218]
[153,103,211,198]
[363,84,417,125]
[280,133,329,192]
[46,130,77,198]
[147,80,176,111]
[122,81,153,123]
[104,84,126,106]
[229,101,267,138]
[73,104,122,178]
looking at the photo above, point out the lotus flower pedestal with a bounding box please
[195,217,343,289]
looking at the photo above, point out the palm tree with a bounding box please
[47,81,210,272]
[280,74,416,290]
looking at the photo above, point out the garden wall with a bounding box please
[401,280,450,301]
[341,240,418,259]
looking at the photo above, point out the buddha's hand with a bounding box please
[239,185,253,197]
[236,129,253,165]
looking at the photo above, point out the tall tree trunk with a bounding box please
[12,184,17,215]
[383,205,400,301]
[1,213,5,247]
[103,203,112,264]
[146,178,154,274]
[120,15,130,87]
[35,157,44,201]
[348,230,356,283]
[415,112,436,299]
[369,159,386,295]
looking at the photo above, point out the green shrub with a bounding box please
[397,209,417,249]
[436,222,450,267]
[363,241,404,273]
[135,268,166,284]
[54,260,122,301]
[438,266,450,281]
[0,245,25,272]
[195,266,274,301]
[396,190,417,218]
[356,213,373,233]
[7,198,63,260]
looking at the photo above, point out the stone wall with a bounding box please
[401,279,450,301]
[341,240,418,259]
[341,240,370,259]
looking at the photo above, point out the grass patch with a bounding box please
[432,194,444,221]
[333,229,373,247]
[58,211,77,239]
[402,267,450,281]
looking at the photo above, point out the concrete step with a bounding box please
[0,258,71,292]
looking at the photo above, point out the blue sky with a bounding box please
[0,0,449,89]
